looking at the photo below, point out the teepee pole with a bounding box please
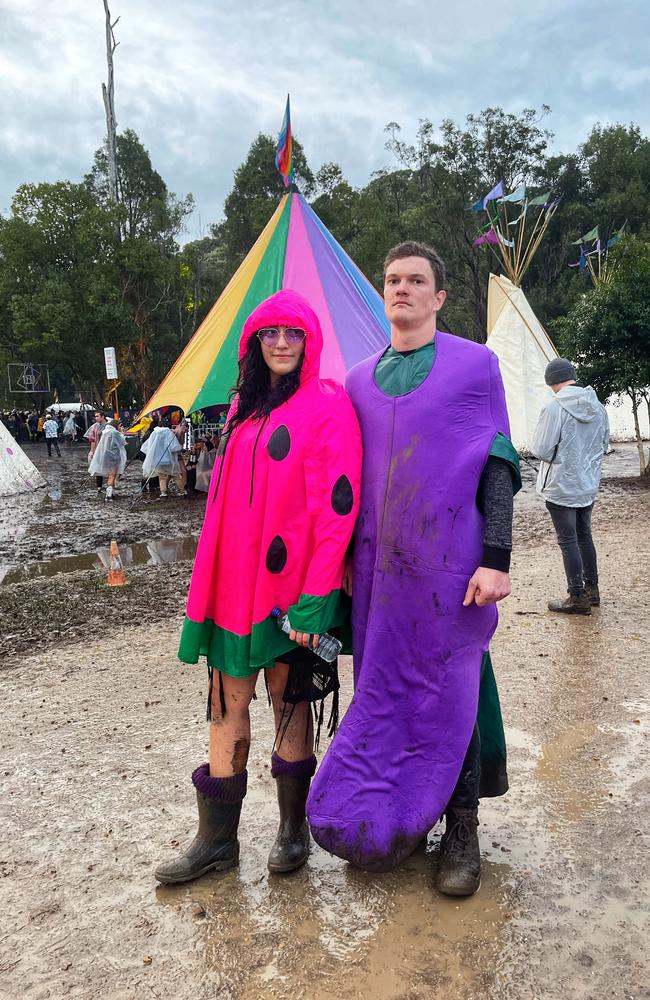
[500,199,517,284]
[586,251,598,285]
[518,203,558,284]
[514,199,528,282]
[516,204,546,283]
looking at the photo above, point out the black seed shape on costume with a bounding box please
[267,425,291,461]
[331,474,354,516]
[266,535,288,573]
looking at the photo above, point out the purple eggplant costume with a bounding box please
[306,332,510,871]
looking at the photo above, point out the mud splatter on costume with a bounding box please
[308,332,511,870]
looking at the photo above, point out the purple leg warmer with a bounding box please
[271,753,317,780]
[191,763,247,802]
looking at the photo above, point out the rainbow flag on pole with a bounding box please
[138,190,389,416]
[275,94,294,187]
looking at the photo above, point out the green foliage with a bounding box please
[553,235,650,471]
[177,236,229,332]
[0,181,127,398]
[2,110,649,417]
[86,128,194,245]
[343,107,555,340]
[86,129,194,400]
[215,133,314,264]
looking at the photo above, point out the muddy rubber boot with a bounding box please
[547,593,592,615]
[436,807,481,897]
[155,765,246,885]
[585,583,600,607]
[267,753,317,874]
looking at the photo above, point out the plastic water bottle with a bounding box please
[271,608,342,663]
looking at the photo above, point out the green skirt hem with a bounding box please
[178,590,344,679]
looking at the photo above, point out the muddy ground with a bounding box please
[1,443,649,1000]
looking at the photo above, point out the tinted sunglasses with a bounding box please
[256,326,306,346]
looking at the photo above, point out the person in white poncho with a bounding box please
[140,424,186,498]
[88,418,127,500]
[63,412,77,444]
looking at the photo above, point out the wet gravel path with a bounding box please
[0,443,649,1000]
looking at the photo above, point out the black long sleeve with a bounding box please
[476,457,514,572]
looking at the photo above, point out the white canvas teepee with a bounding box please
[0,422,47,497]
[486,274,555,452]
[486,273,649,447]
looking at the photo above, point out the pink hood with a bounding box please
[239,289,323,383]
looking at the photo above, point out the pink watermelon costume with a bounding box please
[178,290,362,678]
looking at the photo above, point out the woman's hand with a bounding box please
[290,629,320,649]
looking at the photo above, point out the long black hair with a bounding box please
[226,333,304,432]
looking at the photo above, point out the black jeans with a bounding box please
[546,501,598,595]
[447,723,481,811]
[46,438,61,457]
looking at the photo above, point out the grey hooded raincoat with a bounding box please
[531,385,609,507]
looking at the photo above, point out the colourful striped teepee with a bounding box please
[140,191,389,416]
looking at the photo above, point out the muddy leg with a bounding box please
[105,471,118,499]
[267,662,313,760]
[209,671,258,777]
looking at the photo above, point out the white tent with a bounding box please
[49,402,94,413]
[486,273,649,449]
[486,274,555,452]
[0,421,47,497]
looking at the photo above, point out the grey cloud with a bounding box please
[0,0,647,234]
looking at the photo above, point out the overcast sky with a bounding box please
[1,0,648,242]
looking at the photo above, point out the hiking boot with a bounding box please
[155,765,246,885]
[268,754,316,874]
[585,583,600,607]
[436,807,481,897]
[547,593,592,615]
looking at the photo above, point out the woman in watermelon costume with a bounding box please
[155,290,362,885]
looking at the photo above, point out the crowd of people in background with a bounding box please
[1,404,223,502]
[79,406,223,501]
[1,407,90,444]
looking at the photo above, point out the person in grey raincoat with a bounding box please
[531,359,609,615]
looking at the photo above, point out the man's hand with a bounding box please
[463,567,511,607]
[342,555,353,597]
[290,629,320,649]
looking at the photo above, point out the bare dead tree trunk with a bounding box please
[102,0,119,204]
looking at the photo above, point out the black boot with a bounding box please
[547,593,592,615]
[267,753,317,874]
[436,807,481,897]
[155,765,246,885]
[585,583,600,607]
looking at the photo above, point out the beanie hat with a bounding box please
[544,358,577,386]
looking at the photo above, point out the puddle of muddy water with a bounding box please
[0,534,198,585]
[154,836,519,1000]
[536,720,607,822]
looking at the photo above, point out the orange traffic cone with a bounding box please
[107,539,127,587]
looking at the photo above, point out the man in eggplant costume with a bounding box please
[307,242,520,895]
